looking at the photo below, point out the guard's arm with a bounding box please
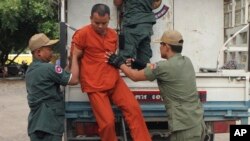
[68,45,82,85]
[106,52,148,81]
[120,64,148,82]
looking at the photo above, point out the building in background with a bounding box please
[224,0,250,70]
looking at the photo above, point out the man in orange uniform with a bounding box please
[70,3,152,141]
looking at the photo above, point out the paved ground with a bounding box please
[0,79,29,141]
[0,79,238,141]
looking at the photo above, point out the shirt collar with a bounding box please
[168,53,182,61]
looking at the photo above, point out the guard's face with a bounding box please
[90,12,110,35]
[160,42,168,58]
[39,46,53,62]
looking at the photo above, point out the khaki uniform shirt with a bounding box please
[25,59,71,135]
[144,54,204,131]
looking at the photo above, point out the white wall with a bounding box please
[174,0,224,71]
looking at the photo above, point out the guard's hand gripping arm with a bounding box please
[131,59,147,70]
[108,53,125,68]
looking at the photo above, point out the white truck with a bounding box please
[59,0,250,140]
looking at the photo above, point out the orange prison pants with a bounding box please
[88,77,151,141]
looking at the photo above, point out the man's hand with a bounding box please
[125,58,133,67]
[114,0,123,7]
[131,59,147,70]
[106,52,125,68]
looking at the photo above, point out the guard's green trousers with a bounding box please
[170,121,207,141]
[29,131,62,141]
[119,23,153,63]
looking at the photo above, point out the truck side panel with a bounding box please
[63,0,250,140]
[173,0,224,71]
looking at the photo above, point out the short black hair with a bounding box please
[169,45,183,53]
[168,39,183,53]
[91,3,110,16]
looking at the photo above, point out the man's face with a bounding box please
[37,46,54,62]
[90,12,110,35]
[160,42,168,59]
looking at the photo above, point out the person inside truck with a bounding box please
[113,0,156,69]
[25,33,79,141]
[106,30,207,141]
[69,3,152,141]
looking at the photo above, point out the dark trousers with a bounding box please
[119,23,153,63]
[29,131,62,141]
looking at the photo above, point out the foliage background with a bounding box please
[0,0,59,66]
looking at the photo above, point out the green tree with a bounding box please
[0,0,59,66]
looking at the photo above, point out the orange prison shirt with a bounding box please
[71,25,119,92]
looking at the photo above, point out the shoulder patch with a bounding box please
[149,63,157,70]
[55,65,63,74]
